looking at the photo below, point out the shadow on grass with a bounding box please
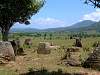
[20,68,88,75]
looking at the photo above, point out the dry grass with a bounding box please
[0,37,100,75]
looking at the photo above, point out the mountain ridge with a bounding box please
[10,20,98,32]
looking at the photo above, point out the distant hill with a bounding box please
[10,20,99,32]
[42,20,96,32]
[10,28,40,33]
[70,21,100,32]
[68,20,96,28]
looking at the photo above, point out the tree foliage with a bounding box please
[84,0,100,8]
[0,0,45,41]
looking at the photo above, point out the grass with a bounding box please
[0,67,17,75]
[0,34,100,75]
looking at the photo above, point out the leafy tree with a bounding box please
[84,0,100,8]
[49,33,53,40]
[0,0,45,41]
[44,33,47,40]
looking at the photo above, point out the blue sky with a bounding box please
[12,0,100,29]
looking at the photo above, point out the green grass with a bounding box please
[0,67,17,75]
[0,33,100,74]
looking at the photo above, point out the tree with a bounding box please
[84,0,100,8]
[49,33,53,40]
[0,0,45,41]
[44,33,47,40]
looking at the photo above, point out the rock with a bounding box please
[75,38,82,47]
[17,47,24,55]
[10,40,23,56]
[37,42,51,54]
[82,47,100,70]
[0,58,8,64]
[67,47,80,52]
[92,41,100,47]
[24,38,32,46]
[66,58,81,66]
[61,51,71,60]
[61,47,80,60]
[0,41,15,61]
[61,58,81,67]
[10,40,17,56]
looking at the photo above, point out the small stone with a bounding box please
[37,42,51,54]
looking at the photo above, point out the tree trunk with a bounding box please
[1,29,9,41]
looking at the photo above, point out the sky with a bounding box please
[12,0,100,29]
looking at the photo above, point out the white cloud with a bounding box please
[30,18,67,29]
[31,18,65,26]
[81,9,100,22]
[12,18,67,29]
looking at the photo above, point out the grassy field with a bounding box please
[0,33,100,75]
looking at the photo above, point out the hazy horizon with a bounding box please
[11,20,97,30]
